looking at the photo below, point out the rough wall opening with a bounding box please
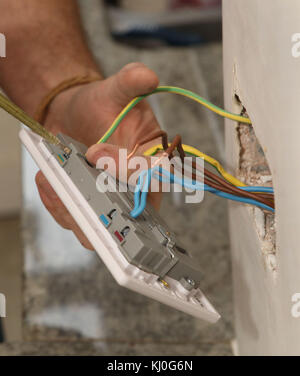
[234,95,277,278]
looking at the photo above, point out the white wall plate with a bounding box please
[20,128,220,323]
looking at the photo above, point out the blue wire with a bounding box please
[157,168,274,193]
[131,168,157,218]
[156,168,274,212]
[130,167,274,218]
[133,171,146,212]
[236,186,273,193]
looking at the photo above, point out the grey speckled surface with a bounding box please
[0,341,232,356]
[0,0,233,356]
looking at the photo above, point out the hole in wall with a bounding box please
[234,94,277,278]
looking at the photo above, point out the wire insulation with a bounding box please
[144,143,246,187]
[130,167,274,218]
[97,86,251,144]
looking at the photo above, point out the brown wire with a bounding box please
[169,135,274,209]
[143,133,274,208]
[129,131,274,210]
[164,136,243,196]
[165,135,182,159]
[203,167,274,208]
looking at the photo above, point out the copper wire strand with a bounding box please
[127,130,169,160]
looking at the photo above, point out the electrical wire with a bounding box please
[128,131,274,210]
[144,143,246,187]
[132,131,274,207]
[97,86,251,144]
[129,131,248,193]
[127,130,169,160]
[130,167,274,218]
[96,84,274,215]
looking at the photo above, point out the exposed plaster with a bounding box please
[235,97,277,279]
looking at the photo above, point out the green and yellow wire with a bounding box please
[96,85,252,188]
[97,86,251,144]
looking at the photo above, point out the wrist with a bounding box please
[41,73,103,135]
[43,83,86,136]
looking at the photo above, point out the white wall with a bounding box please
[223,0,300,355]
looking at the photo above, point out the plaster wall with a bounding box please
[223,0,300,355]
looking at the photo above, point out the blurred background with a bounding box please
[0,0,233,356]
[105,0,222,45]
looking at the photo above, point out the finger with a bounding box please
[86,140,166,168]
[70,226,94,251]
[108,63,160,107]
[36,171,73,229]
[86,143,154,179]
[86,143,121,168]
[36,171,94,250]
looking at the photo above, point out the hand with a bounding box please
[35,63,162,250]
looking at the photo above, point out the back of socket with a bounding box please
[20,128,220,323]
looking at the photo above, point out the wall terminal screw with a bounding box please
[186,278,195,287]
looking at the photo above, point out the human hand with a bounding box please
[35,63,162,250]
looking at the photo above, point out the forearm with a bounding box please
[0,0,102,116]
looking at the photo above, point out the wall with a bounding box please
[0,105,21,216]
[223,0,300,355]
[0,104,22,341]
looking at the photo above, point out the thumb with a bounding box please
[86,143,121,173]
[107,63,160,107]
[86,142,152,180]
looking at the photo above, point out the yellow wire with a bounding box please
[98,100,135,144]
[157,87,252,124]
[144,143,246,187]
[97,86,251,144]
